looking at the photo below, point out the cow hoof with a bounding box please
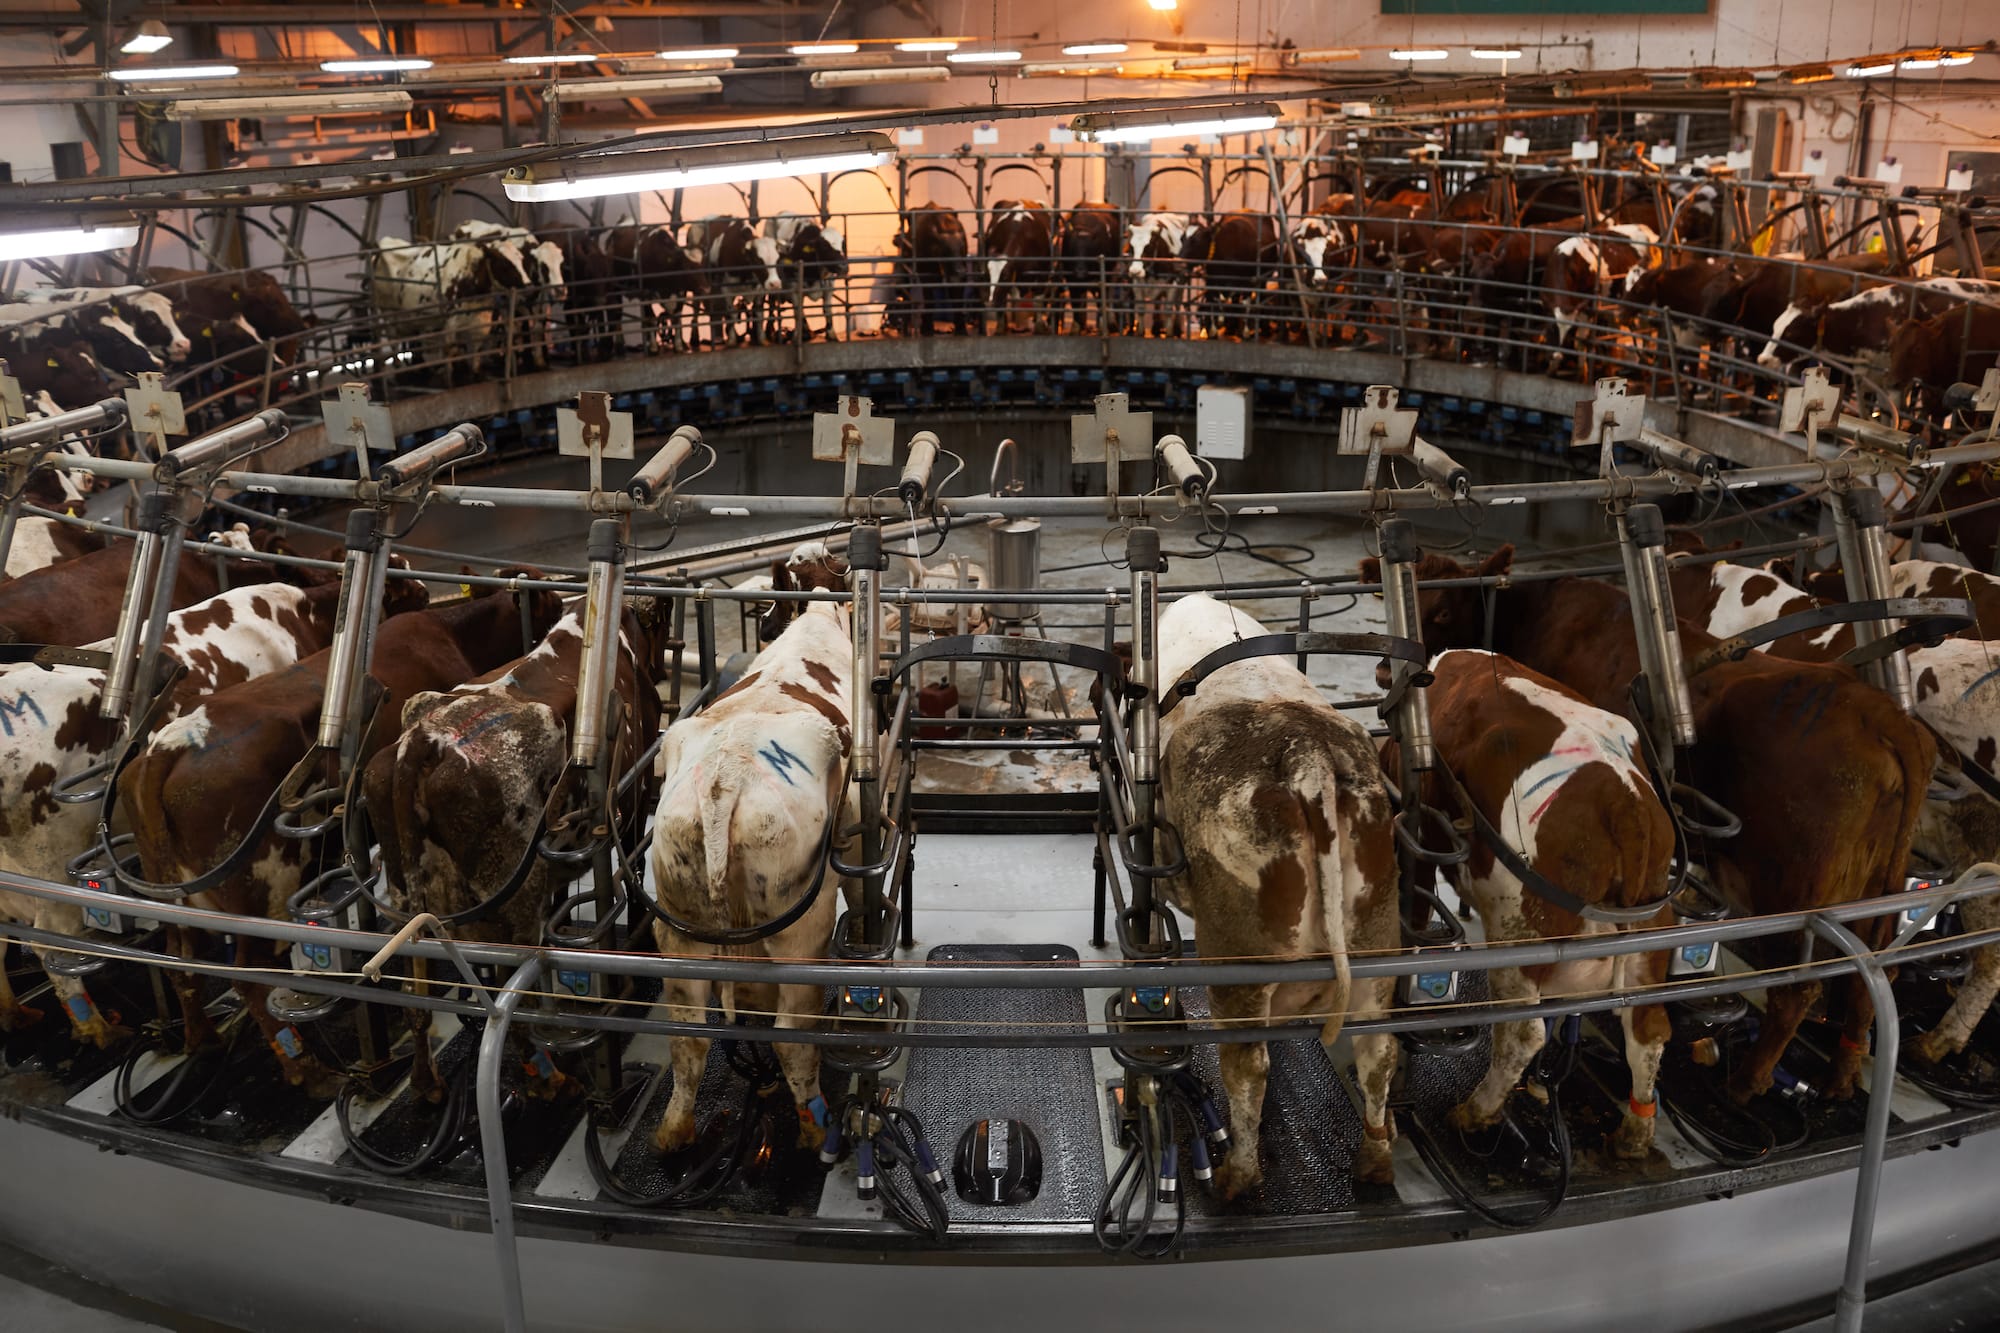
[75,1017,131,1050]
[1610,1111,1656,1161]
[1214,1153,1263,1201]
[1355,1134,1397,1186]
[652,1112,697,1155]
[1910,1027,1961,1066]
[1448,1099,1501,1136]
[1724,1071,1772,1105]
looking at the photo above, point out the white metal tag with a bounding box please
[319,381,394,476]
[1779,365,1841,437]
[123,371,187,452]
[1069,392,1153,467]
[1337,385,1418,456]
[1571,377,1646,446]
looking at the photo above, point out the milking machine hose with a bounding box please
[1093,1083,1203,1258]
[335,1052,475,1177]
[113,1025,235,1127]
[583,1039,785,1210]
[857,1100,950,1244]
[1406,1015,1578,1232]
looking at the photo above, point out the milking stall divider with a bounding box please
[4,129,2000,1328]
[4,335,2000,1330]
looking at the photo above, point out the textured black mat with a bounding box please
[1176,984,1362,1218]
[902,944,1106,1224]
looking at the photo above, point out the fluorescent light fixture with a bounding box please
[1780,63,1835,84]
[1470,47,1522,59]
[790,43,858,55]
[108,63,237,81]
[811,66,950,87]
[1375,77,1510,110]
[548,74,724,102]
[1844,58,1897,77]
[0,214,140,263]
[947,49,1022,63]
[1148,0,1178,9]
[1686,68,1756,89]
[504,53,598,65]
[1552,71,1651,96]
[320,58,432,73]
[120,20,172,55]
[1022,60,1123,76]
[1063,42,1129,56]
[896,40,959,52]
[1285,47,1359,64]
[1173,54,1252,69]
[501,130,894,202]
[166,90,414,119]
[1390,48,1450,61]
[1071,101,1281,143]
[1900,55,1939,70]
[1940,50,1977,66]
[659,47,739,60]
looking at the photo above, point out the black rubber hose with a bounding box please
[336,1052,474,1178]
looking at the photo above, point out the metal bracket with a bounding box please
[1337,385,1419,492]
[1572,376,1647,479]
[557,390,635,495]
[122,371,186,459]
[319,381,395,481]
[1070,392,1153,511]
[1780,365,1841,454]
[812,394,894,500]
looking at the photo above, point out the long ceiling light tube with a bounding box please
[500,131,894,202]
[547,74,724,102]
[1071,101,1282,143]
[0,214,141,262]
[165,90,414,119]
[108,63,238,81]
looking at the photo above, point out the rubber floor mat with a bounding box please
[1175,984,1361,1218]
[901,944,1106,1224]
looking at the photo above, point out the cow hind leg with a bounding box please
[165,925,219,1053]
[1914,896,2000,1063]
[1729,980,1817,1103]
[0,946,40,1031]
[654,979,709,1153]
[1208,983,1275,1200]
[1451,964,1545,1133]
[1612,953,1671,1159]
[1349,973,1402,1185]
[1826,970,1881,1101]
[772,981,827,1150]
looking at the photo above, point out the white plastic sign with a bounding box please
[972,124,1000,145]
[1571,139,1599,161]
[1947,164,1975,192]
[896,127,924,146]
[1649,143,1677,166]
[1725,148,1754,171]
[1503,133,1531,157]
[1049,124,1075,144]
[1805,149,1832,179]
[1876,157,1904,184]
[1340,101,1373,118]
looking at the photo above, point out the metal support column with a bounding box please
[848,523,886,950]
[1125,524,1163,949]
[476,957,544,1333]
[1831,484,1913,711]
[1615,503,1697,768]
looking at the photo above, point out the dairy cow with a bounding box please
[980,200,1056,334]
[13,287,191,363]
[121,581,560,1087]
[602,223,710,352]
[1125,212,1190,337]
[688,217,782,346]
[893,204,974,337]
[0,525,259,646]
[1054,201,1121,334]
[370,229,534,362]
[769,213,848,342]
[367,592,667,1095]
[1758,278,2000,373]
[0,576,378,1044]
[1153,593,1401,1195]
[647,546,855,1152]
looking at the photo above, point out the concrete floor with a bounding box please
[0,1236,239,1332]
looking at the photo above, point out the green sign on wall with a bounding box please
[1382,0,1706,12]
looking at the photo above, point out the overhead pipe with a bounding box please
[1410,437,1471,498]
[1634,427,1720,481]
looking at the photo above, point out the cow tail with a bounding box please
[1307,766,1355,1048]
[698,782,738,1023]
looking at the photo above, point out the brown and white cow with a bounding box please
[366,593,667,1096]
[370,231,534,363]
[687,217,783,347]
[1392,648,1675,1158]
[4,509,103,581]
[1758,278,2000,374]
[0,576,386,1044]
[1124,212,1190,338]
[893,204,974,337]
[1891,303,2000,422]
[0,524,259,646]
[604,223,712,352]
[981,200,1056,334]
[1412,548,1934,1103]
[1179,212,1280,341]
[1541,225,1660,376]
[647,549,854,1152]
[1154,593,1400,1196]
[121,580,560,1087]
[1893,560,2000,640]
[1055,201,1121,334]
[148,267,311,367]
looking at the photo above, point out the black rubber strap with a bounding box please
[1432,758,1677,925]
[1686,596,1972,676]
[1160,631,1428,717]
[891,633,1125,685]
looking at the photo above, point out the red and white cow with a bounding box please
[1893,560,2000,641]
[0,576,364,1043]
[1125,212,1190,338]
[1409,649,1675,1157]
[370,228,534,360]
[1154,593,1401,1195]
[647,550,854,1152]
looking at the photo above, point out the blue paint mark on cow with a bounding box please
[0,693,45,738]
[759,740,810,786]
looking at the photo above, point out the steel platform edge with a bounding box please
[2,1087,1999,1332]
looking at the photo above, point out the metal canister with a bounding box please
[986,516,1040,623]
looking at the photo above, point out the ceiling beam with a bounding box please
[0,1,821,22]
